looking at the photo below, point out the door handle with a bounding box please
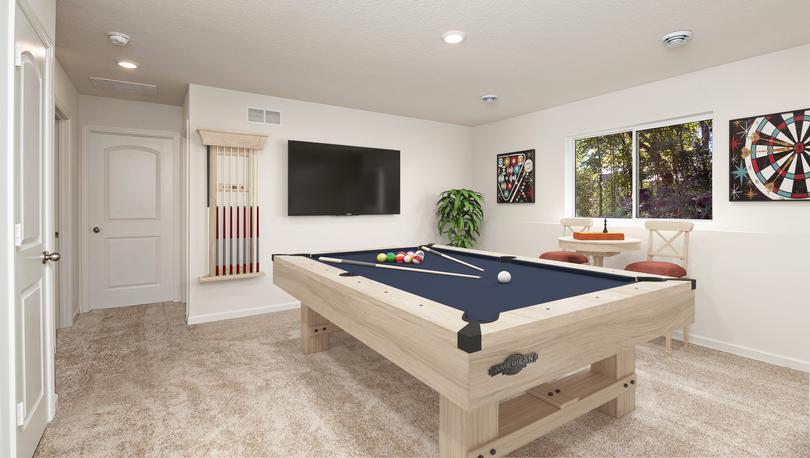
[92,227,101,233]
[42,251,61,264]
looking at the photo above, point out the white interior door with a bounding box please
[14,4,55,457]
[86,129,176,309]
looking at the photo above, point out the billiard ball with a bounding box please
[386,252,395,263]
[376,253,387,262]
[395,253,405,263]
[411,254,423,264]
[497,271,512,284]
[403,255,412,264]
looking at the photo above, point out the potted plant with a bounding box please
[436,189,484,248]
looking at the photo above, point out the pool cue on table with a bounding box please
[318,257,481,279]
[420,245,485,272]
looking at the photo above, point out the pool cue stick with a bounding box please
[240,149,246,274]
[248,150,253,273]
[255,150,260,273]
[214,147,220,276]
[420,245,485,272]
[236,150,241,274]
[318,257,481,279]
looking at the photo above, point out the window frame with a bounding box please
[567,112,714,223]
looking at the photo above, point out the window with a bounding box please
[574,132,633,218]
[574,118,712,220]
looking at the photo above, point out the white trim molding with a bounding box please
[671,330,809,373]
[187,300,300,325]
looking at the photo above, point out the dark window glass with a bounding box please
[637,120,712,219]
[575,132,633,218]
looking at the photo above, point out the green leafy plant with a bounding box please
[436,189,484,248]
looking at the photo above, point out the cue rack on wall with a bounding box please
[198,129,268,283]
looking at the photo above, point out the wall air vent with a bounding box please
[247,107,281,125]
[88,77,158,96]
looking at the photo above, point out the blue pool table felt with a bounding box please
[314,246,635,323]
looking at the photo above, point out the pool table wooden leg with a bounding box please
[301,304,333,353]
[591,347,635,418]
[439,396,498,458]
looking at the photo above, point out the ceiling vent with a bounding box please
[88,77,158,96]
[661,30,692,48]
[247,108,281,125]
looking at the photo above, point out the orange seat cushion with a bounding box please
[625,260,687,278]
[539,251,589,264]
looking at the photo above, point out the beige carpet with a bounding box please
[36,302,808,457]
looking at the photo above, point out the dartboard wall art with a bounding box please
[729,108,810,201]
[497,149,535,203]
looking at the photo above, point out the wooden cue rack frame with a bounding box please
[198,129,268,283]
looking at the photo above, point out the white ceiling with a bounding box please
[56,0,810,126]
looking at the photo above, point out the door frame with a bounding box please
[54,102,74,328]
[79,126,182,312]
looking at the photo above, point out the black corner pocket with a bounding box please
[457,321,482,353]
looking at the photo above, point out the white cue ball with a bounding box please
[497,271,512,284]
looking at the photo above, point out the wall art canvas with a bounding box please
[497,149,534,203]
[729,108,810,201]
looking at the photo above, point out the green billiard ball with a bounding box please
[386,252,396,262]
[376,253,387,262]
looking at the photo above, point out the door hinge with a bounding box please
[14,223,22,246]
[16,402,25,426]
[14,44,22,67]
[55,231,59,239]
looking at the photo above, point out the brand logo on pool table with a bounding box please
[488,352,539,377]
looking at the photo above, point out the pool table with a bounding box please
[273,244,695,458]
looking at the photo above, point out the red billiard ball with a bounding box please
[395,253,405,263]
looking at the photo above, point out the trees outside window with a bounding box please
[575,132,632,218]
[574,118,712,220]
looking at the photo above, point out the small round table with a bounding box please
[557,236,641,267]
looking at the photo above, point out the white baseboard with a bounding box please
[672,330,809,373]
[186,301,300,325]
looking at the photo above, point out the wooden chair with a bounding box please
[539,218,593,264]
[625,220,694,352]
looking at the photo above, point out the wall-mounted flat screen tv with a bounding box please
[288,140,401,216]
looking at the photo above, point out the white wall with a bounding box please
[186,84,472,324]
[472,43,810,371]
[79,95,183,133]
[54,59,79,326]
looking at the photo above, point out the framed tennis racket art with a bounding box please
[496,149,535,203]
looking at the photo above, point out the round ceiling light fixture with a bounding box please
[442,31,466,44]
[107,32,131,47]
[661,30,692,48]
[117,60,138,69]
[481,94,498,103]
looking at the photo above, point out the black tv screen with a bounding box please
[288,140,400,216]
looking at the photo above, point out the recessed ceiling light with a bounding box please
[661,30,692,48]
[442,31,466,44]
[117,60,138,69]
[481,94,498,103]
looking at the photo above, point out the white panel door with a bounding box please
[87,130,175,309]
[14,5,54,457]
